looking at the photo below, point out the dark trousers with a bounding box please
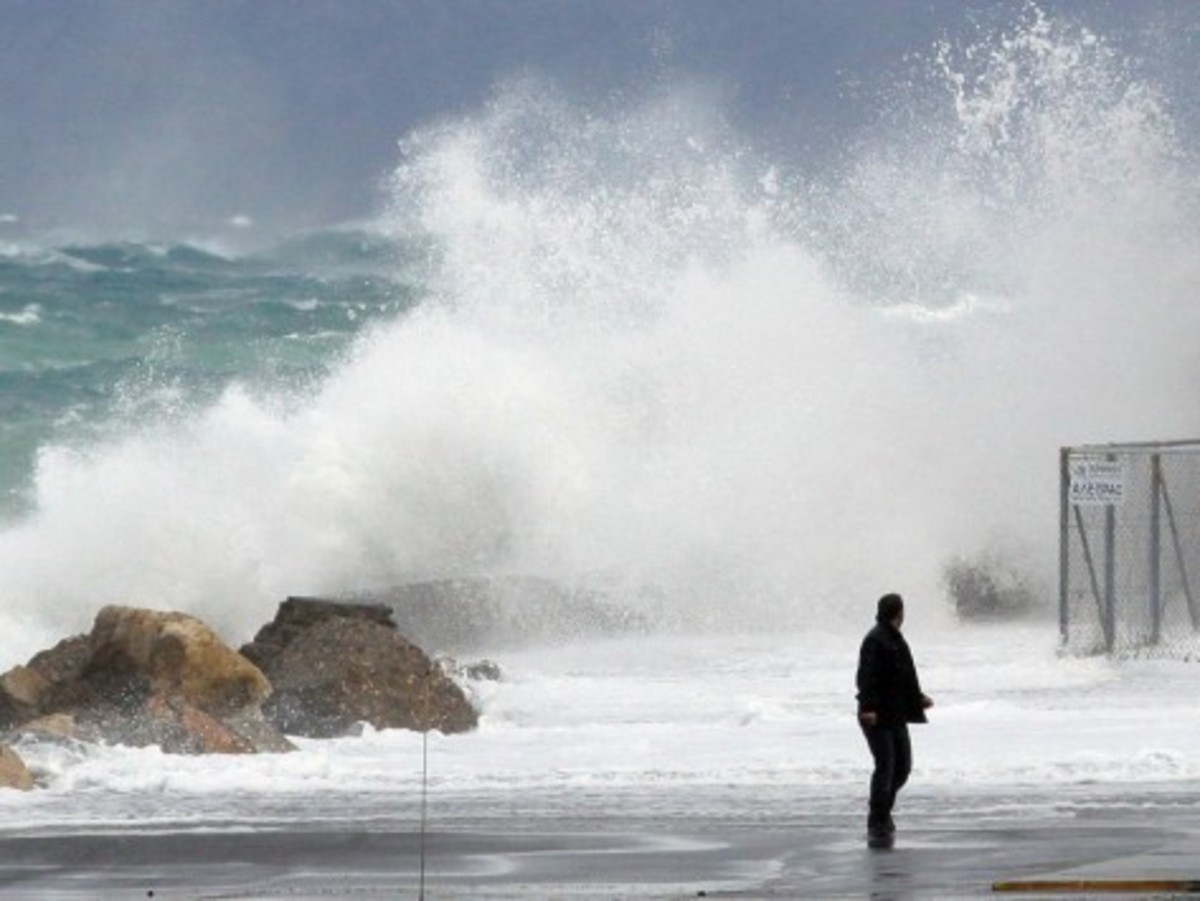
[860,721,911,833]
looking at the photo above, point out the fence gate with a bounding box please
[1060,441,1200,656]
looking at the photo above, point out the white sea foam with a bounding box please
[0,10,1195,653]
[0,625,1197,834]
[0,303,42,325]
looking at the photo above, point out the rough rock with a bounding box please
[0,606,293,755]
[0,666,49,730]
[0,636,90,732]
[243,598,479,738]
[87,605,271,715]
[11,712,79,742]
[240,596,397,671]
[28,635,91,686]
[0,744,33,790]
[134,695,293,755]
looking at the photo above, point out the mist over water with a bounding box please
[0,9,1196,662]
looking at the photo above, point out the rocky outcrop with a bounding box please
[242,597,479,738]
[0,636,90,731]
[0,744,33,791]
[240,597,396,668]
[11,713,78,742]
[0,665,51,729]
[0,595,491,758]
[0,606,293,755]
[88,605,272,713]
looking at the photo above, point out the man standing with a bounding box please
[856,593,933,849]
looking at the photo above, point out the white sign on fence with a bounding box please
[1068,458,1125,506]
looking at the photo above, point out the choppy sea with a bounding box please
[0,230,416,519]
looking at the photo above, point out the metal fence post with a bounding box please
[1103,455,1117,652]
[1149,453,1162,647]
[1059,447,1070,647]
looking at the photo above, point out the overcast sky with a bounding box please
[0,0,1193,240]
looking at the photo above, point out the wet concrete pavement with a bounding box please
[1,785,1198,898]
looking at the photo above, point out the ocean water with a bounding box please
[0,6,1197,836]
[0,231,417,515]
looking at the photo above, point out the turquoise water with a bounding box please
[0,231,419,516]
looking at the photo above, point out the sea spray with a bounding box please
[810,7,1198,584]
[0,9,1196,664]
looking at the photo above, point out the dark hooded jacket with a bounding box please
[856,621,927,725]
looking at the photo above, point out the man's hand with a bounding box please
[921,694,934,710]
[858,710,877,727]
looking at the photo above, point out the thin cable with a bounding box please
[419,724,428,900]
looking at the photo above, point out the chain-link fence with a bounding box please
[1060,441,1200,656]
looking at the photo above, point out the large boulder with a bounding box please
[0,606,293,754]
[0,744,32,791]
[86,605,272,714]
[0,636,90,732]
[242,598,479,738]
[240,597,396,668]
[28,635,91,686]
[10,713,78,742]
[0,666,50,730]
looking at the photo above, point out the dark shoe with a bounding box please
[866,830,894,850]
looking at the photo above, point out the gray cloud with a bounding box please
[0,0,1193,240]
